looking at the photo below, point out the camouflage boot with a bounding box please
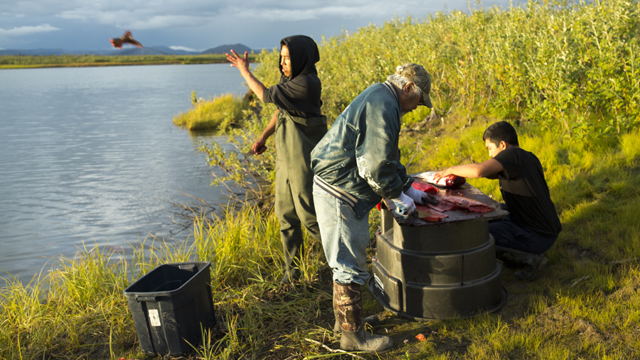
[333,281,380,334]
[334,282,393,353]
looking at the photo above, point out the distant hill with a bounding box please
[148,46,200,55]
[0,44,259,56]
[201,44,252,55]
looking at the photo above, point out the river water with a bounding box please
[0,64,248,285]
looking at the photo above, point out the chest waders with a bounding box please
[275,111,327,282]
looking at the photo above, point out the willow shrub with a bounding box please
[249,0,640,141]
[204,0,640,193]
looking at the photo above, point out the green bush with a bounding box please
[251,0,640,140]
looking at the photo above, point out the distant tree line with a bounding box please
[0,54,259,68]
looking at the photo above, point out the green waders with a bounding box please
[275,110,327,281]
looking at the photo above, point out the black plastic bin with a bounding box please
[124,261,216,356]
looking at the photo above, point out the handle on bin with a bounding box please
[179,264,197,272]
[135,295,158,302]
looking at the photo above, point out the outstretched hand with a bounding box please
[226,49,250,73]
[433,169,451,183]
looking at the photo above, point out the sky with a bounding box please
[0,0,528,52]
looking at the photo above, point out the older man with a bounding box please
[310,63,433,352]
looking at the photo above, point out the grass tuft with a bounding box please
[173,93,246,132]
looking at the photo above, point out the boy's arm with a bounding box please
[434,159,504,181]
[252,110,279,154]
[227,50,267,101]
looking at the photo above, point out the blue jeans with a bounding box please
[313,182,371,285]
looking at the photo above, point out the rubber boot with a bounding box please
[280,238,303,284]
[495,246,548,281]
[333,281,380,334]
[334,315,380,334]
[281,267,301,284]
[334,282,393,353]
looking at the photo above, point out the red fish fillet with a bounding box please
[440,196,494,213]
[415,205,449,222]
[411,181,438,194]
[427,201,456,212]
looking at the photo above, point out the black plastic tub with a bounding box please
[123,261,216,356]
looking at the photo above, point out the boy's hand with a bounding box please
[226,50,250,74]
[433,168,451,183]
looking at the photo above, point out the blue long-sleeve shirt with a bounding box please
[311,81,414,218]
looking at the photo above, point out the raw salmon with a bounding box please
[439,196,494,213]
[415,205,449,222]
[411,181,438,194]
[427,201,456,212]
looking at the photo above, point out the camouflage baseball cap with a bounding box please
[395,63,433,108]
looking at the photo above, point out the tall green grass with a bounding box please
[0,207,328,359]
[2,128,640,359]
[173,92,246,131]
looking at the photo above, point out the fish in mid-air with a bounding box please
[110,31,143,49]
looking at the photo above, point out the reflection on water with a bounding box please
[0,64,247,284]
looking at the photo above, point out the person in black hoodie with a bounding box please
[227,35,327,283]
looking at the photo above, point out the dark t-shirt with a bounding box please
[263,74,322,118]
[493,147,562,237]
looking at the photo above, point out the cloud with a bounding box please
[57,8,210,29]
[0,24,60,36]
[51,0,414,30]
[127,15,209,30]
[170,45,197,52]
[237,6,385,21]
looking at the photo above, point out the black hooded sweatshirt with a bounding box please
[262,35,322,118]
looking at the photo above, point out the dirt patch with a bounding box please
[532,307,603,344]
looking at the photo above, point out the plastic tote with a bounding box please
[123,261,216,356]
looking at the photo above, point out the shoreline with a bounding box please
[0,55,259,70]
[0,60,259,70]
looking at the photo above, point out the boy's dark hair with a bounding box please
[483,121,519,146]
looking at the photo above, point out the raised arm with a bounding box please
[226,50,267,102]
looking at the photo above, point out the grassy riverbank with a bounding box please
[3,0,640,359]
[0,54,257,69]
[2,124,639,359]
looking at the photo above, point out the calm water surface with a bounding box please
[0,64,247,284]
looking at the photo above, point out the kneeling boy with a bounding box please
[434,121,561,281]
